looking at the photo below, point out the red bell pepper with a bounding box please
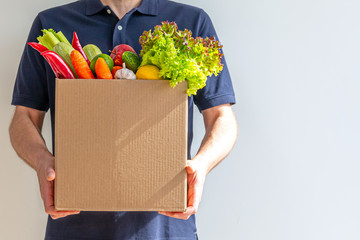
[28,42,48,53]
[72,32,90,65]
[41,50,75,79]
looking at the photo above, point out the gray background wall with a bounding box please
[1,0,359,239]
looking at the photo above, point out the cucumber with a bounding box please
[122,51,141,73]
[52,42,78,78]
[83,44,102,62]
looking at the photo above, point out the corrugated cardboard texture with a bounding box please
[55,79,188,211]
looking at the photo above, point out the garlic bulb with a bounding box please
[114,63,136,80]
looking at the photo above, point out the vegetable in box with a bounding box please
[139,21,224,96]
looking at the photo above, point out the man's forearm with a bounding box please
[193,105,238,174]
[159,105,237,219]
[9,110,52,171]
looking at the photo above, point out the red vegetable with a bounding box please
[28,42,48,53]
[72,32,90,65]
[111,65,122,77]
[41,50,75,79]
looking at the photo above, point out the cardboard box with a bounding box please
[54,78,188,212]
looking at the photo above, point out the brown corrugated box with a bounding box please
[54,78,188,212]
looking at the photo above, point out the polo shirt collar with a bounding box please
[136,0,159,16]
[85,0,106,16]
[85,0,159,16]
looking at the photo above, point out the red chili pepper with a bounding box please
[72,32,90,65]
[28,42,48,53]
[41,50,75,79]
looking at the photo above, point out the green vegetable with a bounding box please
[53,42,78,78]
[55,31,71,45]
[122,51,141,72]
[83,44,102,62]
[139,21,224,96]
[37,29,71,50]
[37,30,58,50]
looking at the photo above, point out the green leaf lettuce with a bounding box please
[139,21,224,96]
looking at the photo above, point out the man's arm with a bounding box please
[9,106,80,219]
[9,106,49,169]
[193,103,238,173]
[159,103,238,219]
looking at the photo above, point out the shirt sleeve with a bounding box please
[193,10,236,112]
[11,14,49,111]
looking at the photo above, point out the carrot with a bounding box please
[95,58,113,79]
[111,66,122,78]
[70,50,94,79]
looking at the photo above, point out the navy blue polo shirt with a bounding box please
[12,0,235,239]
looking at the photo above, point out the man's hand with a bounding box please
[36,157,80,219]
[36,155,80,219]
[158,160,207,220]
[158,103,238,220]
[9,106,81,220]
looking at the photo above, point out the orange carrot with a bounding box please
[70,50,94,79]
[111,65,122,78]
[95,58,113,79]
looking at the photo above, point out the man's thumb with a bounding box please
[46,167,56,181]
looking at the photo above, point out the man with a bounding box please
[9,0,238,239]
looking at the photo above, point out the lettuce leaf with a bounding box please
[139,21,223,96]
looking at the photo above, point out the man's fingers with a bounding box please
[46,167,56,181]
[158,206,197,220]
[44,190,80,217]
[37,158,79,220]
[46,205,80,219]
[158,160,208,220]
[43,180,54,209]
[187,161,206,210]
[159,207,197,219]
[43,185,80,219]
[48,209,80,216]
[187,172,201,210]
[47,207,80,216]
[187,185,196,208]
[50,211,80,220]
